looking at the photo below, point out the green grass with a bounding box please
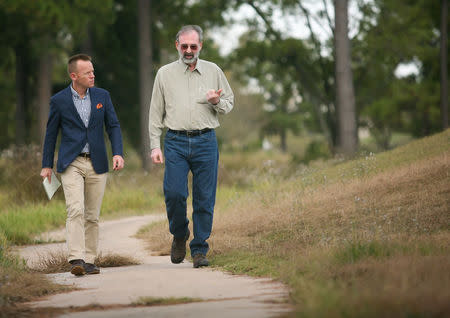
[102,186,164,218]
[0,145,166,314]
[0,202,67,245]
[0,232,23,269]
[211,250,283,277]
[136,219,166,236]
[0,171,165,246]
[142,129,450,318]
[1,130,449,317]
[333,240,444,265]
[133,296,203,306]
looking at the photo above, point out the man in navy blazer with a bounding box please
[40,54,124,276]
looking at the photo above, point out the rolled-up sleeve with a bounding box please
[210,68,234,114]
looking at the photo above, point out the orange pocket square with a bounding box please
[96,103,103,109]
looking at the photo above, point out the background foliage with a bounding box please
[0,0,447,154]
[0,1,449,316]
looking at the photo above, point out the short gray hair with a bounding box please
[176,25,203,42]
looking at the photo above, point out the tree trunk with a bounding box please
[37,51,53,147]
[441,0,449,130]
[138,0,153,170]
[80,25,94,57]
[334,0,357,155]
[15,47,27,145]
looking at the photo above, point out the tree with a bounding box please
[234,36,322,152]
[229,1,335,153]
[36,44,53,145]
[14,41,29,145]
[441,0,448,130]
[351,0,447,149]
[334,0,357,155]
[138,0,153,170]
[231,0,359,154]
[0,0,115,148]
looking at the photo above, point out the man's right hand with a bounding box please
[151,148,164,164]
[40,168,53,183]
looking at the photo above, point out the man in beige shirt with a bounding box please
[149,25,234,268]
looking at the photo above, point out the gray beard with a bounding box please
[179,51,200,65]
[182,56,197,64]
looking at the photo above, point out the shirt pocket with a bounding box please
[196,84,209,104]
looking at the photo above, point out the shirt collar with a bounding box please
[70,84,90,99]
[178,58,203,75]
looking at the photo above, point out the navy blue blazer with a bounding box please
[42,85,123,174]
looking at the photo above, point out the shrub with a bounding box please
[0,145,54,204]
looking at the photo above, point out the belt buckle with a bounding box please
[186,130,195,137]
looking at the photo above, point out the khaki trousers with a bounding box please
[61,156,107,263]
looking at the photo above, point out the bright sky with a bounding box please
[209,0,417,77]
[210,0,361,55]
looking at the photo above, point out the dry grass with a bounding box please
[140,131,450,317]
[137,219,172,256]
[331,256,450,316]
[96,253,140,268]
[0,256,69,318]
[0,297,206,318]
[0,145,54,204]
[32,249,140,274]
[0,266,68,303]
[206,153,449,253]
[33,249,72,273]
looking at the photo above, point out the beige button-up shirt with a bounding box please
[149,58,234,149]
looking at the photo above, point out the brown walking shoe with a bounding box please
[84,262,100,275]
[192,254,209,268]
[171,228,190,264]
[69,259,86,276]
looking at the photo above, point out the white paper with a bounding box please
[42,170,61,200]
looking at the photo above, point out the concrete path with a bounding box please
[17,215,290,318]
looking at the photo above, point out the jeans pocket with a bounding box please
[199,130,214,142]
[165,130,178,140]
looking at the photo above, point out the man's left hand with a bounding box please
[112,155,125,171]
[206,89,222,105]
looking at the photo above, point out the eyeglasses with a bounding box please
[180,44,199,51]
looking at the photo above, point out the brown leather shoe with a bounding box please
[69,259,86,276]
[192,254,209,268]
[84,262,100,275]
[171,228,190,264]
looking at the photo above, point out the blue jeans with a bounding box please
[163,129,219,256]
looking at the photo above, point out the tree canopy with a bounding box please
[0,0,447,158]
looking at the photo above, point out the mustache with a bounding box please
[178,49,200,63]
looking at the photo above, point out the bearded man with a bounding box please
[149,25,234,268]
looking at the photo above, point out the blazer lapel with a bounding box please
[88,87,98,127]
[64,86,85,127]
